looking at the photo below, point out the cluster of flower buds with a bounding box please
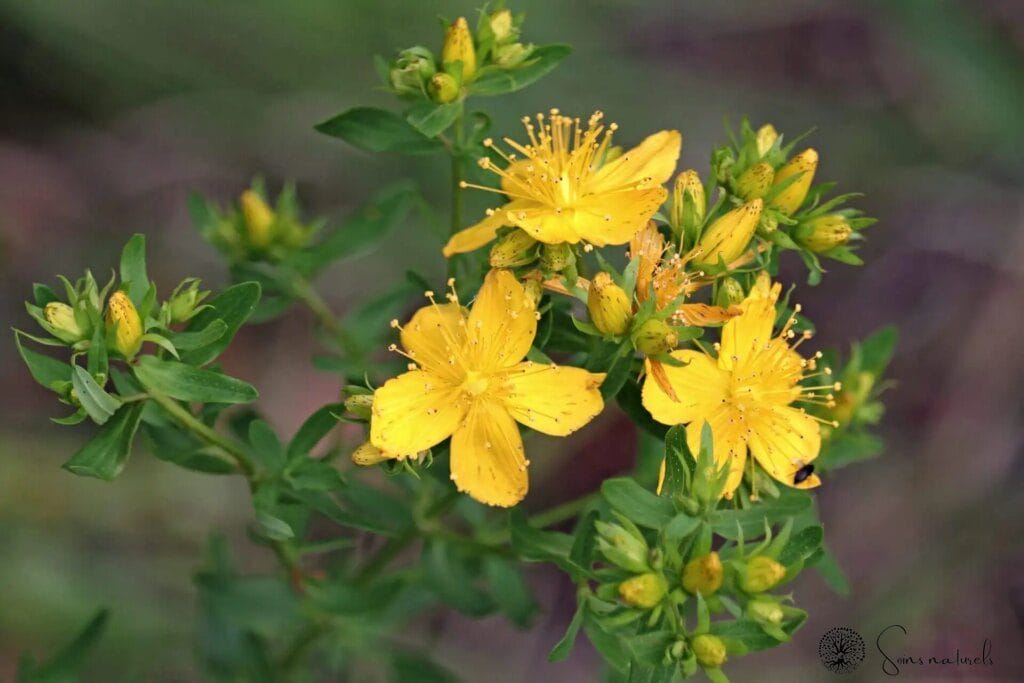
[385,8,535,104]
[191,181,320,263]
[25,270,106,348]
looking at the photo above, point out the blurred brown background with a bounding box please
[1,0,1022,680]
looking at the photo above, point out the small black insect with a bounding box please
[793,464,815,484]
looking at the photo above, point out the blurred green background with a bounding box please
[1,0,1022,680]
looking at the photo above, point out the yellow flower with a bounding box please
[105,290,143,357]
[370,270,606,506]
[641,280,836,497]
[443,110,681,257]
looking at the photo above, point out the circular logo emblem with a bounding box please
[818,627,866,674]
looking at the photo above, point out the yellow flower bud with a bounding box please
[428,72,460,104]
[240,190,274,248]
[618,572,667,609]
[633,318,678,356]
[770,148,818,215]
[588,272,632,336]
[740,555,786,593]
[681,552,724,596]
[755,123,778,157]
[344,393,374,420]
[746,599,784,625]
[734,162,774,201]
[694,199,762,268]
[105,291,143,358]
[794,214,852,252]
[168,279,208,323]
[492,42,531,68]
[539,242,575,273]
[692,634,727,668]
[596,520,650,573]
[489,229,538,267]
[44,302,87,344]
[715,278,745,309]
[351,441,389,466]
[672,170,705,229]
[441,17,476,82]
[489,9,514,42]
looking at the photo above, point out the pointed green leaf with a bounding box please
[63,402,144,480]
[119,234,149,307]
[72,366,123,425]
[134,356,258,404]
[315,107,442,154]
[178,282,261,366]
[15,331,72,391]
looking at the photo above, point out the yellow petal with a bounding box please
[642,351,729,426]
[443,201,528,257]
[589,130,682,193]
[671,303,739,326]
[450,400,528,507]
[507,205,580,244]
[466,269,537,370]
[717,293,777,372]
[686,418,746,498]
[572,187,668,246]
[630,222,664,304]
[500,361,605,436]
[370,370,465,455]
[747,405,822,489]
[400,302,468,383]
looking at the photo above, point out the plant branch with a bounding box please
[289,273,359,355]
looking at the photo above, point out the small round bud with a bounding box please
[756,211,779,238]
[489,229,538,267]
[429,72,460,104]
[739,555,786,594]
[681,552,724,596]
[240,190,274,249]
[691,634,727,668]
[755,123,778,157]
[618,572,667,609]
[168,279,208,324]
[351,441,388,466]
[746,599,785,625]
[672,169,705,231]
[794,214,852,252]
[390,46,436,95]
[441,17,476,82]
[587,272,632,337]
[632,318,678,356]
[539,242,575,273]
[492,43,532,68]
[44,302,87,344]
[489,9,514,42]
[105,291,143,358]
[344,393,374,420]
[770,148,818,216]
[715,278,745,309]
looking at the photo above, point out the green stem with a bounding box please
[289,274,359,354]
[148,391,254,476]
[280,620,330,672]
[528,492,599,529]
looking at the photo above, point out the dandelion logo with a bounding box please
[818,627,866,674]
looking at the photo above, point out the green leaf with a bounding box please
[33,282,59,307]
[811,545,851,596]
[17,608,110,683]
[709,491,813,539]
[858,325,898,375]
[508,509,586,577]
[405,100,462,138]
[286,402,343,461]
[134,356,258,404]
[86,324,108,380]
[548,600,585,662]
[390,650,460,683]
[469,44,572,96]
[289,183,415,276]
[601,478,675,529]
[663,513,700,542]
[71,367,123,425]
[315,107,443,154]
[178,282,261,366]
[248,420,285,474]
[15,331,72,391]
[63,402,144,480]
[167,320,227,350]
[119,233,149,307]
[629,630,675,667]
[818,430,883,469]
[778,525,824,566]
[424,540,495,617]
[582,612,631,673]
[254,510,294,541]
[483,556,537,627]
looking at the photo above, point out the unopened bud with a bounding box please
[588,272,632,336]
[746,599,785,625]
[734,162,774,200]
[240,190,274,248]
[351,441,389,466]
[489,229,538,267]
[633,318,678,356]
[390,46,436,95]
[441,17,476,82]
[44,302,87,344]
[770,148,818,215]
[522,279,543,307]
[344,393,374,420]
[596,520,650,573]
[756,212,778,238]
[168,279,208,324]
[692,634,727,668]
[715,278,745,308]
[681,552,724,596]
[489,9,514,42]
[694,199,762,268]
[755,123,778,157]
[669,640,688,661]
[740,555,786,593]
[672,170,705,232]
[492,42,532,68]
[105,291,143,358]
[794,214,852,252]
[429,72,460,104]
[539,242,575,273]
[618,572,667,609]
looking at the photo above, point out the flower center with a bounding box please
[462,370,490,397]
